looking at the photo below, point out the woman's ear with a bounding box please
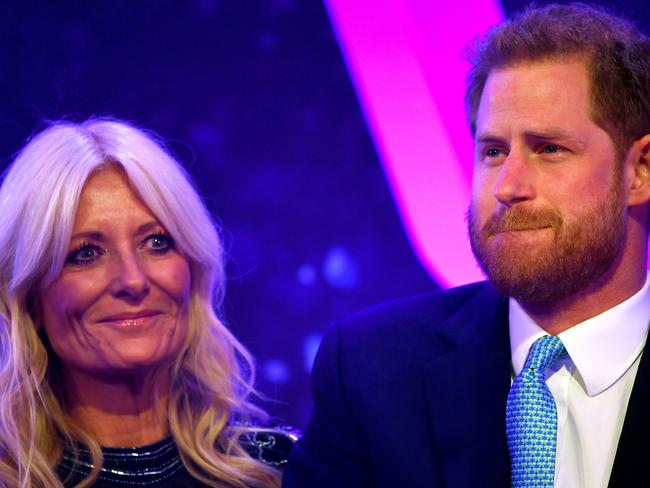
[627,134,650,207]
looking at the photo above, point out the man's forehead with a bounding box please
[482,57,592,101]
[475,59,594,133]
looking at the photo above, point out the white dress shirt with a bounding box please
[509,275,650,488]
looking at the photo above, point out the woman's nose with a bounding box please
[108,252,150,301]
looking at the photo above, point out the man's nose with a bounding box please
[108,252,150,301]
[493,153,536,207]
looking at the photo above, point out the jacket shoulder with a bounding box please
[336,281,501,338]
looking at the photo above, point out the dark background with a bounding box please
[1,0,647,429]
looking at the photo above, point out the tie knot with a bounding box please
[523,335,565,374]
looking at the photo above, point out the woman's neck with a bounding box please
[63,366,171,447]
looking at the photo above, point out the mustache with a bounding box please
[481,206,562,236]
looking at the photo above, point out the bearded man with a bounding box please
[283,4,650,488]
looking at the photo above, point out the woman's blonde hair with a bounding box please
[0,118,280,487]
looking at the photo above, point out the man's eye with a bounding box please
[144,233,175,254]
[65,243,104,267]
[485,147,503,158]
[541,144,563,154]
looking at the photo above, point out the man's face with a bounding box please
[469,59,626,304]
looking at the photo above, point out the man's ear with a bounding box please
[627,134,650,207]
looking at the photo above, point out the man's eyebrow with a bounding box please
[525,130,587,150]
[475,130,586,145]
[475,133,506,144]
[525,128,581,140]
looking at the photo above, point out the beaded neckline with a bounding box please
[57,425,298,486]
[58,436,183,486]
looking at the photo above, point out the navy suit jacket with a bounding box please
[283,282,650,487]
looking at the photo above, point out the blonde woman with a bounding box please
[0,119,296,487]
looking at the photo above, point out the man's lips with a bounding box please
[496,225,553,232]
[489,225,554,236]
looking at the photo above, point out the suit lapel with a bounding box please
[423,284,511,488]
[608,344,650,487]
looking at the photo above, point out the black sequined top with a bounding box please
[56,428,298,487]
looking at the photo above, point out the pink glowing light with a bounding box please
[326,0,504,287]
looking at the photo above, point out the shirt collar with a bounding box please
[509,274,650,396]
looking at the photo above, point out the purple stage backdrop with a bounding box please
[0,0,648,429]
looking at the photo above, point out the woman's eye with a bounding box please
[65,244,104,267]
[143,233,175,254]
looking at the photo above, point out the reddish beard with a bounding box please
[468,177,626,305]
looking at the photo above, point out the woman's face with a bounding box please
[38,167,191,377]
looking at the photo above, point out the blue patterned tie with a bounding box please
[506,335,566,488]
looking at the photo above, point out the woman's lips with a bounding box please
[97,311,163,328]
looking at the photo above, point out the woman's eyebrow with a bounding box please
[135,220,163,235]
[69,230,105,242]
[69,221,161,242]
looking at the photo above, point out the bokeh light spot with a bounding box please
[297,263,317,286]
[322,245,358,289]
[262,359,291,384]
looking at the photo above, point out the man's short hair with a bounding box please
[465,2,650,159]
